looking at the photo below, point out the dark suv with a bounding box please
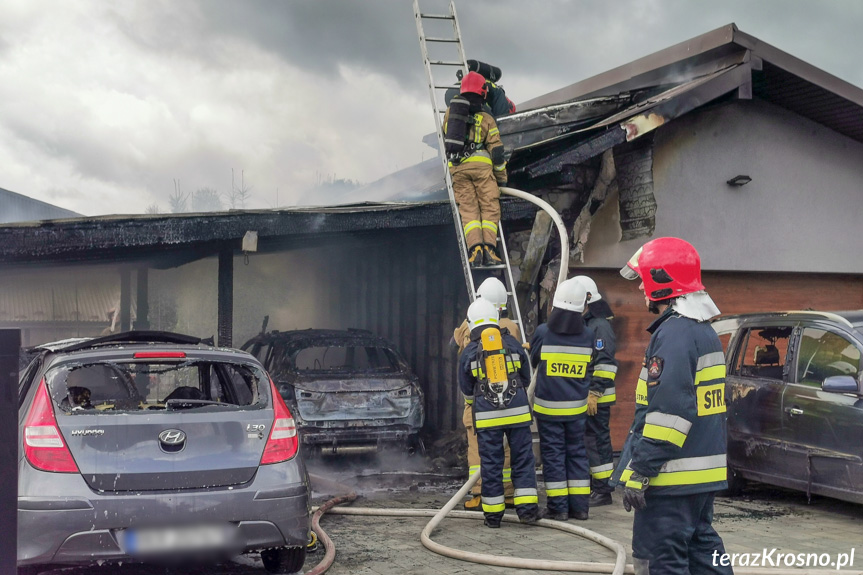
[17,332,310,574]
[242,329,424,455]
[712,311,863,504]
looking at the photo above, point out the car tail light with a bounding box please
[261,378,298,465]
[24,379,79,473]
[133,351,186,359]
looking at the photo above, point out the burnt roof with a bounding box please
[513,24,863,147]
[0,199,537,269]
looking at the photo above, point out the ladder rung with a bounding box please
[429,60,463,66]
[471,264,507,271]
[421,13,455,20]
[424,37,459,43]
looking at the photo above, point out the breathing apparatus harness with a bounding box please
[474,326,519,408]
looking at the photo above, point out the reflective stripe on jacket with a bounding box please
[528,323,595,421]
[584,313,618,405]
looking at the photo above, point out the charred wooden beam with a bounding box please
[119,268,131,332]
[218,246,233,347]
[134,268,150,330]
[513,128,627,181]
[516,212,554,339]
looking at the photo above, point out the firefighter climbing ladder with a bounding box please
[413,0,527,340]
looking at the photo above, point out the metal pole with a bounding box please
[0,329,20,573]
[218,246,234,347]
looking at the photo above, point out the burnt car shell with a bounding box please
[712,310,863,504]
[242,329,424,453]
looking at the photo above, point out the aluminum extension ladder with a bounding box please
[413,0,527,341]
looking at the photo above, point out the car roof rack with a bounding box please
[34,331,215,353]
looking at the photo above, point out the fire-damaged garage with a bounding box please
[4,24,863,450]
[3,15,863,575]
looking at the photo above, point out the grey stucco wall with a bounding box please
[580,99,863,273]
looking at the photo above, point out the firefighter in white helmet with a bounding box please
[529,277,596,520]
[458,298,538,527]
[573,275,618,506]
[452,278,520,510]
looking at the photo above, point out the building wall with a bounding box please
[0,188,80,224]
[581,99,863,273]
[579,268,863,449]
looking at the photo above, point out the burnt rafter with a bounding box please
[0,200,538,267]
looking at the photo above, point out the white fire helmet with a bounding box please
[467,298,499,328]
[476,277,508,311]
[552,278,587,313]
[573,275,601,303]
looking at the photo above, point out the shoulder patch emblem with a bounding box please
[595,338,604,351]
[647,356,664,380]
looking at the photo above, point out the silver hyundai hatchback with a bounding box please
[17,332,310,574]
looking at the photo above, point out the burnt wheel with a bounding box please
[261,545,307,574]
[724,465,746,496]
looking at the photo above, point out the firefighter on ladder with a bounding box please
[452,278,519,510]
[529,278,595,521]
[458,298,539,527]
[443,71,507,267]
[615,237,732,575]
[573,275,618,506]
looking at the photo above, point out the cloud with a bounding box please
[0,0,860,216]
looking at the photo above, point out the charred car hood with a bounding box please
[290,376,412,393]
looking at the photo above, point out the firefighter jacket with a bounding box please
[443,108,507,180]
[529,323,596,421]
[458,332,532,430]
[584,308,618,406]
[619,308,728,496]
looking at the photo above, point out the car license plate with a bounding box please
[120,524,235,555]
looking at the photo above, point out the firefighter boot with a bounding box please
[468,245,484,267]
[540,508,569,521]
[589,491,613,507]
[464,495,482,510]
[483,244,503,266]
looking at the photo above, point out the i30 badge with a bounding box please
[159,429,186,452]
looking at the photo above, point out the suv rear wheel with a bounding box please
[261,545,307,574]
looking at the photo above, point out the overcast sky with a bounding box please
[1,0,861,216]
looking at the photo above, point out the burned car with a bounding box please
[242,329,424,455]
[18,332,310,574]
[712,311,863,504]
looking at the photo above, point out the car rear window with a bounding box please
[46,359,266,414]
[294,345,401,373]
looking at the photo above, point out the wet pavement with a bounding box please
[32,452,863,575]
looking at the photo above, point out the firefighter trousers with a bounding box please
[476,424,538,522]
[450,161,501,249]
[464,403,514,497]
[585,406,614,494]
[537,416,590,515]
[632,492,732,575]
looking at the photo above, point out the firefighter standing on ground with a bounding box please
[573,275,619,506]
[458,298,539,527]
[529,278,595,521]
[616,237,732,575]
[444,71,507,267]
[453,278,519,510]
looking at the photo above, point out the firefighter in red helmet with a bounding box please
[443,71,508,267]
[614,237,732,575]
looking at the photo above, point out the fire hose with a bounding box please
[304,471,863,575]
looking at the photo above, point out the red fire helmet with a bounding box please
[620,237,705,301]
[460,71,488,98]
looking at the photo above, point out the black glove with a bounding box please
[622,472,649,512]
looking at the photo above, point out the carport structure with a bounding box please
[0,200,536,433]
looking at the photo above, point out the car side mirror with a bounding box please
[822,375,860,394]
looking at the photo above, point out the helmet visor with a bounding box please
[619,246,643,280]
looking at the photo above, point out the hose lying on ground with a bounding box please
[307,470,863,575]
